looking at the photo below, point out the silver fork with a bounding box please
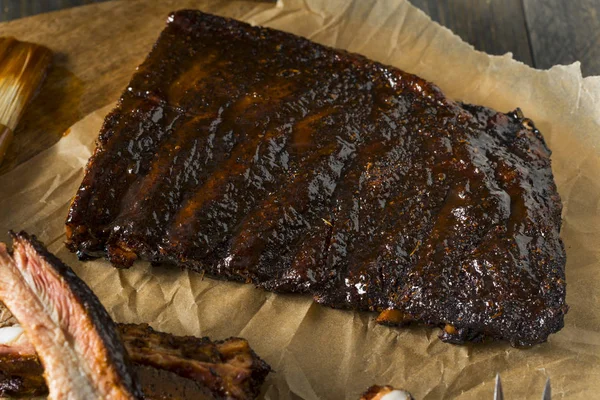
[494,374,551,400]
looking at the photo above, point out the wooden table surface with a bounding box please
[0,0,597,176]
[1,0,599,77]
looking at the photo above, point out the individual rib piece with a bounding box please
[120,324,270,400]
[65,10,567,346]
[0,232,142,399]
[0,237,270,399]
[0,322,270,399]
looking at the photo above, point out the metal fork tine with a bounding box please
[494,374,504,400]
[493,373,550,399]
[542,378,551,400]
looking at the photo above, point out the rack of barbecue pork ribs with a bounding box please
[64,10,567,348]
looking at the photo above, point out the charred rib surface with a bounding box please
[66,10,567,346]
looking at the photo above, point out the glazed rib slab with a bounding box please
[66,10,567,347]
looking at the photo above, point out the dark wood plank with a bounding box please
[524,0,600,77]
[0,0,110,22]
[2,0,599,77]
[409,0,534,67]
[0,0,275,22]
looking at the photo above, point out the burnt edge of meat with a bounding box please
[8,231,143,398]
[65,10,567,347]
[120,323,271,399]
[213,336,271,400]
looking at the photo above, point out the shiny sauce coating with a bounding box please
[66,10,567,347]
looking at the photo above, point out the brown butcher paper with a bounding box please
[0,0,599,399]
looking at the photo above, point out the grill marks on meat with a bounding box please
[0,232,142,399]
[66,10,567,346]
[0,235,270,399]
[0,323,270,399]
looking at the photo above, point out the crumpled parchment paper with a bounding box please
[0,0,599,398]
